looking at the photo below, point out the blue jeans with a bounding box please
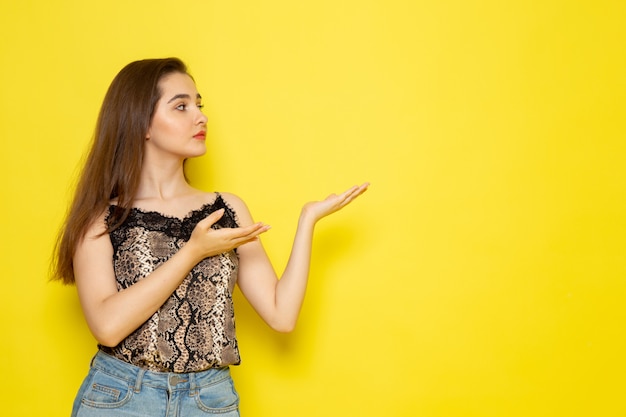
[72,351,240,416]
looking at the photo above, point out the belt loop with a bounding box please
[134,368,146,393]
[189,372,197,396]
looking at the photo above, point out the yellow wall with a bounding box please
[1,1,624,416]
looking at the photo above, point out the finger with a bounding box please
[338,183,369,207]
[228,222,270,240]
[349,182,369,199]
[196,208,225,229]
[229,223,271,246]
[340,183,368,199]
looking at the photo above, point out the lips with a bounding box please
[193,131,206,140]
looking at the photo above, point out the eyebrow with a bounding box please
[167,93,202,103]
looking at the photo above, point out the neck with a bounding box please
[136,158,192,201]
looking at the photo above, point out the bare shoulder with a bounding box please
[218,192,255,225]
[83,208,111,241]
[218,192,246,209]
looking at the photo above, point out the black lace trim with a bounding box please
[107,193,239,248]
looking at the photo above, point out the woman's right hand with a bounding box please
[75,206,269,348]
[187,208,270,260]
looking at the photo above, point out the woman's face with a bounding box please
[145,72,208,161]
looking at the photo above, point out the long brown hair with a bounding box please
[51,58,189,284]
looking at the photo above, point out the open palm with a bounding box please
[302,183,369,223]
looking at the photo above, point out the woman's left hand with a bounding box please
[302,182,370,224]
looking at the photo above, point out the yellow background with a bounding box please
[1,1,624,416]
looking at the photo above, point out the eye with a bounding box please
[197,103,204,110]
[175,103,187,111]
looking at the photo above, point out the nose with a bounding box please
[196,107,208,125]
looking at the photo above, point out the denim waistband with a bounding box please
[91,350,232,393]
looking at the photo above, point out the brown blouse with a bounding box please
[99,193,241,373]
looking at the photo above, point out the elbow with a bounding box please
[268,318,297,333]
[90,323,125,348]
[272,324,296,334]
[96,335,123,348]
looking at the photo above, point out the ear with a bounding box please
[145,128,151,140]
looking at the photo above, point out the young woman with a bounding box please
[52,57,368,416]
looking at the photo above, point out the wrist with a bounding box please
[179,240,206,265]
[298,207,318,229]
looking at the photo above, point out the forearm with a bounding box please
[272,212,317,332]
[88,244,204,346]
[233,184,368,333]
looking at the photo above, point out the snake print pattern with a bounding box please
[100,193,241,373]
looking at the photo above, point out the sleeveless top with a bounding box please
[99,193,241,373]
